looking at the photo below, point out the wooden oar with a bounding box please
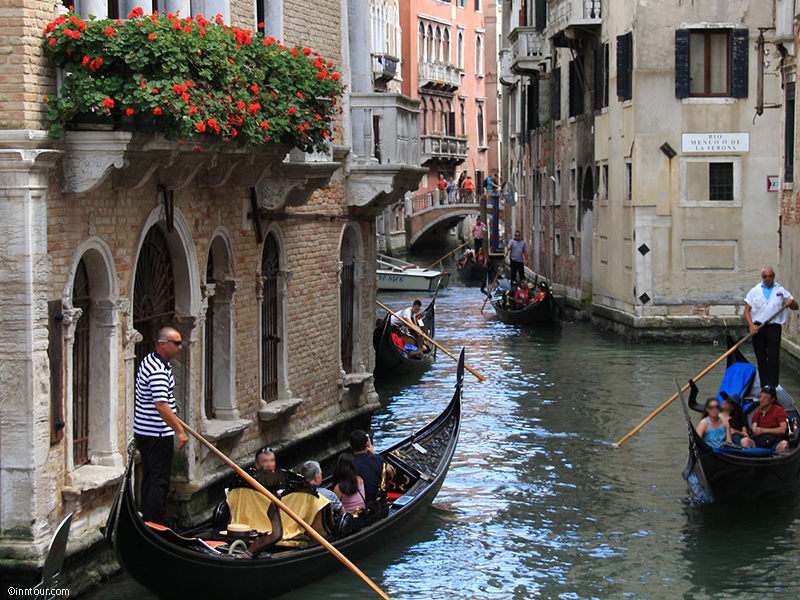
[427,241,469,270]
[177,419,391,600]
[376,300,486,382]
[480,248,511,314]
[612,304,788,448]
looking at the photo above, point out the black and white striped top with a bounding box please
[134,352,177,437]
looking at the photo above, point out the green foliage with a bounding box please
[42,9,344,152]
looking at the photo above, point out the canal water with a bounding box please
[83,271,800,599]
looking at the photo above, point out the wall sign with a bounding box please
[681,133,749,153]
[767,175,780,192]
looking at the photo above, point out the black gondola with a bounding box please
[373,298,436,379]
[456,254,488,284]
[679,335,800,504]
[104,351,464,599]
[490,287,559,327]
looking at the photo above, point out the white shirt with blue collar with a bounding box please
[745,281,793,325]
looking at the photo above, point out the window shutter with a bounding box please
[520,85,527,134]
[551,67,561,121]
[528,80,539,129]
[616,33,632,101]
[448,112,456,136]
[674,29,690,98]
[594,44,604,111]
[535,0,546,32]
[730,28,749,98]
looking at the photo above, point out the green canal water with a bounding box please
[82,277,800,599]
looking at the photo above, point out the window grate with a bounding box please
[204,254,215,419]
[709,162,734,200]
[340,263,355,374]
[261,234,280,403]
[72,258,91,467]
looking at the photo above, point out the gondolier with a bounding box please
[507,231,526,285]
[133,327,188,524]
[472,217,486,253]
[744,266,798,387]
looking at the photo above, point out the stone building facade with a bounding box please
[777,0,800,369]
[501,0,782,339]
[0,0,423,590]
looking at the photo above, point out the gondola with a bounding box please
[490,287,559,327]
[104,351,464,599]
[679,333,800,504]
[456,253,488,284]
[373,298,436,379]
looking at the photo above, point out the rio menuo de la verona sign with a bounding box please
[681,132,749,153]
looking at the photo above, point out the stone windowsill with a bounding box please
[63,464,124,497]
[340,372,373,388]
[201,418,251,443]
[258,397,303,423]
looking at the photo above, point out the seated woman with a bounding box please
[333,453,366,515]
[532,282,546,303]
[719,392,755,448]
[750,386,790,453]
[514,282,530,308]
[695,398,731,449]
[476,248,487,265]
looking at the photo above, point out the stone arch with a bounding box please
[129,203,200,457]
[259,222,292,408]
[61,236,123,473]
[202,226,240,421]
[339,223,364,374]
[409,209,480,248]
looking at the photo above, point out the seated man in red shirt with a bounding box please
[514,281,530,308]
[750,386,790,453]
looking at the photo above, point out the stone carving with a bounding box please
[61,131,132,193]
[255,162,340,211]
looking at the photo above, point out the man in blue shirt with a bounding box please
[507,230,527,286]
[350,430,395,502]
[744,266,798,387]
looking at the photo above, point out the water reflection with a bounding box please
[83,279,800,600]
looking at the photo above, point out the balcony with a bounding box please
[372,54,399,83]
[499,48,515,85]
[348,93,427,211]
[509,27,546,75]
[421,134,468,165]
[418,62,461,91]
[547,0,602,47]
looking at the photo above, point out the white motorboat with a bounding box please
[377,254,448,292]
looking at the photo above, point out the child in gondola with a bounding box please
[514,281,530,308]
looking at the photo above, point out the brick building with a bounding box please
[501,0,782,339]
[0,0,423,590]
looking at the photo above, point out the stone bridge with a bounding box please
[406,192,483,248]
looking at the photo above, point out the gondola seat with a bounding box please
[716,362,757,402]
[712,446,774,457]
[226,487,333,542]
[227,487,276,534]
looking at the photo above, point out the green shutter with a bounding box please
[730,29,749,98]
[675,29,690,98]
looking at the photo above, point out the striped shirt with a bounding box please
[134,352,177,437]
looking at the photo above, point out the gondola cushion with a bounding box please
[713,446,773,457]
[716,362,757,403]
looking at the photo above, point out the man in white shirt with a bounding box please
[744,266,798,387]
[390,299,423,327]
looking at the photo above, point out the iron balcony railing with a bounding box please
[372,54,399,82]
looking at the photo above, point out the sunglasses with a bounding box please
[762,274,775,279]
[159,339,183,346]
[708,405,720,410]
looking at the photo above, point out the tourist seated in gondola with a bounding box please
[300,460,344,515]
[391,326,423,358]
[532,282,546,303]
[750,386,791,453]
[458,249,475,268]
[332,453,366,515]
[350,429,394,502]
[514,281,530,308]
[476,248,487,266]
[719,392,755,448]
[502,283,518,310]
[695,398,732,449]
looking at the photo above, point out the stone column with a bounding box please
[0,131,61,554]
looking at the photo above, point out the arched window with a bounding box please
[438,100,446,133]
[457,31,465,69]
[203,233,238,420]
[419,22,426,62]
[134,226,176,370]
[443,29,451,64]
[431,101,438,133]
[446,100,453,135]
[460,99,466,135]
[340,226,362,374]
[477,103,485,146]
[427,24,434,63]
[421,98,428,135]
[261,233,280,403]
[435,27,442,63]
[394,7,402,58]
[71,259,91,467]
[476,34,483,75]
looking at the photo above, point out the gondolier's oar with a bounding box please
[612,304,789,448]
[177,419,392,600]
[480,247,511,314]
[376,300,486,382]
[427,241,469,270]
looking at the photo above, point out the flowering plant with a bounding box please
[42,8,344,153]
